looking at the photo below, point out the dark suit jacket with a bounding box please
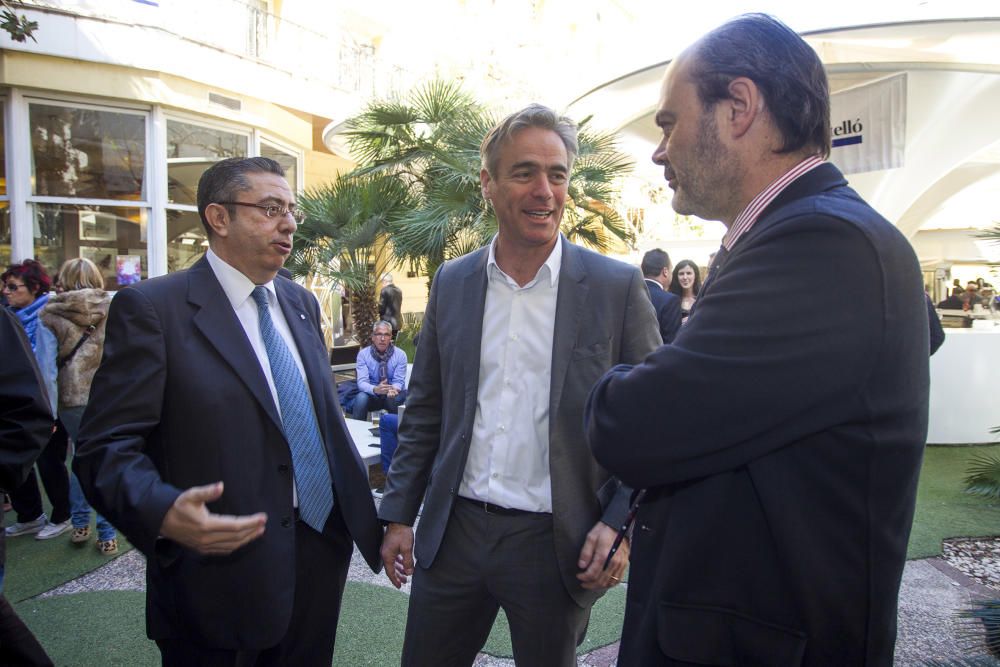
[75,257,381,648]
[644,279,682,344]
[0,309,52,569]
[586,164,929,666]
[379,237,661,608]
[379,283,403,332]
[926,294,945,355]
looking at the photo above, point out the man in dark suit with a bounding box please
[75,157,382,666]
[0,308,54,666]
[586,14,928,666]
[378,104,661,666]
[378,273,403,337]
[640,248,682,343]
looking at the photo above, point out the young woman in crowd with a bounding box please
[668,259,701,324]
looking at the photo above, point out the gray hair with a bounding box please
[480,103,579,178]
[372,320,393,334]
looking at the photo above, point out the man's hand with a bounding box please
[576,521,629,590]
[381,522,415,588]
[373,381,391,396]
[159,482,267,556]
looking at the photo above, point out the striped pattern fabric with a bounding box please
[721,155,825,251]
[251,287,334,533]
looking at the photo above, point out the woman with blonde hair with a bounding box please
[41,258,118,554]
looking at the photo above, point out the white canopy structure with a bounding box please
[568,18,1000,251]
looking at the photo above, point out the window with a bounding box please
[165,118,248,272]
[28,100,149,287]
[30,103,145,200]
[261,139,299,193]
[33,204,146,288]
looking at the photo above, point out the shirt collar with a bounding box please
[722,155,825,251]
[644,278,664,291]
[486,233,563,288]
[205,247,277,309]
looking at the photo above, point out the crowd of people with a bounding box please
[2,258,119,554]
[0,12,939,667]
[937,279,998,312]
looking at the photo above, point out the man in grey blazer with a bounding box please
[378,104,661,666]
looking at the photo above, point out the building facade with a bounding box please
[0,0,381,288]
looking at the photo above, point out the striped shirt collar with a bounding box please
[721,155,825,251]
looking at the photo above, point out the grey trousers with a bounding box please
[401,499,591,667]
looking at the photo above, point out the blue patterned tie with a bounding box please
[251,287,334,532]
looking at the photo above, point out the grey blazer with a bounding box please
[379,237,661,607]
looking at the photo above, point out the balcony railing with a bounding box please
[18,0,383,95]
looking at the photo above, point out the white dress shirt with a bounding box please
[458,236,561,513]
[206,249,316,506]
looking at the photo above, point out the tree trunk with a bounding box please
[350,282,379,346]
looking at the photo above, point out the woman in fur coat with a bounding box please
[41,258,118,555]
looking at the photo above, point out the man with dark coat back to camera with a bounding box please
[75,157,382,666]
[640,248,682,343]
[0,308,54,666]
[586,14,929,666]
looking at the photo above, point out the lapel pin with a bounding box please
[299,313,306,320]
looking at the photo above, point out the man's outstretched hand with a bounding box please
[159,482,267,555]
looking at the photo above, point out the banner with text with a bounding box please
[829,73,906,175]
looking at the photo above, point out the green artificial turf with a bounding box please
[333,582,408,666]
[17,581,623,666]
[907,444,1000,559]
[16,591,156,666]
[4,502,134,602]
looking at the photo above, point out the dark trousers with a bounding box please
[156,509,353,667]
[11,422,70,524]
[0,595,53,666]
[401,499,591,667]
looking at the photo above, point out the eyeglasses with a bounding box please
[3,282,25,292]
[217,201,305,223]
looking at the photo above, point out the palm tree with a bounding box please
[287,172,413,343]
[341,79,636,291]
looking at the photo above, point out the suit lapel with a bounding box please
[549,238,587,423]
[458,250,490,412]
[275,281,332,441]
[187,258,283,433]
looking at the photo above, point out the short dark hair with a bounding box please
[2,259,52,297]
[641,248,671,278]
[686,13,831,158]
[196,157,286,236]
[480,103,579,177]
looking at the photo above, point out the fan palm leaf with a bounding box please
[964,453,1000,498]
[320,78,636,294]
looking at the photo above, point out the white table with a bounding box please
[344,417,382,466]
[927,326,1000,444]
